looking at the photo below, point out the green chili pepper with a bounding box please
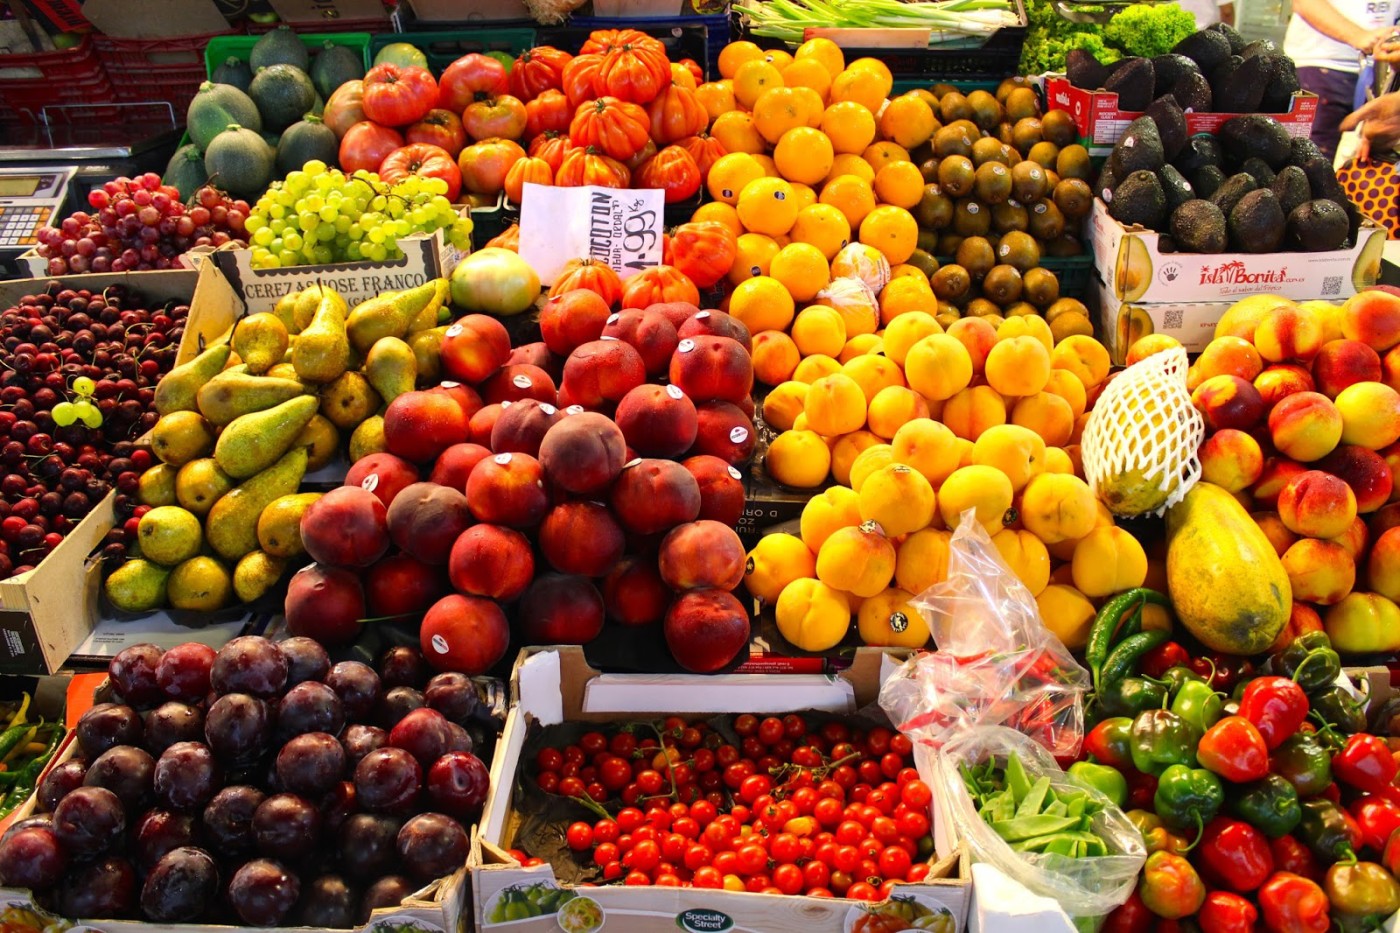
[1067,761,1127,808]
[1087,588,1167,690]
[1270,732,1334,798]
[1100,630,1170,690]
[1130,709,1202,776]
[0,722,36,766]
[1225,773,1302,839]
[1279,633,1342,693]
[1171,679,1224,733]
[1159,665,1206,698]
[1100,676,1170,718]
[1298,798,1358,864]
[1310,686,1368,734]
[0,725,63,817]
[1154,764,1224,834]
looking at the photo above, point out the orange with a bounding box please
[671,62,698,90]
[770,242,832,303]
[792,306,848,358]
[782,58,832,99]
[790,203,852,259]
[753,87,811,145]
[762,49,794,70]
[728,232,781,286]
[694,81,736,122]
[711,111,765,155]
[821,101,878,154]
[873,161,925,209]
[706,152,765,205]
[796,37,846,78]
[859,205,918,265]
[733,60,784,110]
[829,152,875,185]
[862,141,911,175]
[737,176,799,236]
[879,95,937,150]
[830,242,890,294]
[788,182,817,211]
[774,126,835,186]
[820,174,877,229]
[847,57,893,86]
[752,153,780,177]
[691,200,742,236]
[878,274,934,323]
[830,67,888,114]
[791,86,827,127]
[718,40,764,80]
[730,275,796,333]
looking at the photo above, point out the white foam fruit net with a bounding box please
[1081,345,1205,518]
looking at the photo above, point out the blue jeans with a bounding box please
[1299,65,1362,161]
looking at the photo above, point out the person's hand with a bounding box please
[1341,91,1400,160]
[1354,25,1397,52]
[1376,34,1400,62]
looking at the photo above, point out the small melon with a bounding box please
[211,57,253,93]
[163,144,209,200]
[187,82,262,151]
[249,25,309,73]
[311,42,365,99]
[204,124,275,199]
[249,63,317,133]
[277,115,339,176]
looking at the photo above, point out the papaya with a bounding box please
[1165,481,1291,654]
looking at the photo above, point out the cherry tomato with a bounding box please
[536,748,563,772]
[901,780,933,810]
[567,822,594,850]
[734,714,758,736]
[694,866,723,888]
[623,839,660,872]
[879,846,912,879]
[558,776,585,797]
[594,820,619,844]
[773,863,805,894]
[538,771,560,794]
[616,808,645,833]
[848,881,880,901]
[758,717,785,745]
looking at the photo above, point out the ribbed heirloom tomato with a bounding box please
[646,85,708,145]
[405,109,467,157]
[510,46,573,101]
[556,146,630,188]
[378,143,463,202]
[636,146,702,204]
[569,97,651,161]
[438,52,508,114]
[528,131,576,172]
[524,90,572,140]
[592,31,672,104]
[677,132,727,176]
[562,54,606,108]
[549,257,624,305]
[621,266,700,308]
[361,63,438,127]
[504,156,553,204]
[670,221,738,288]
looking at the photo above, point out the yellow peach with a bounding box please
[1021,473,1097,544]
[859,463,936,536]
[938,465,1014,533]
[971,424,1047,492]
[1071,526,1148,597]
[896,528,952,595]
[766,429,833,488]
[800,486,862,552]
[867,386,929,439]
[744,533,817,604]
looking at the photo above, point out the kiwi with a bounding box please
[955,237,997,279]
[996,230,1041,272]
[996,76,1035,103]
[972,136,1013,167]
[1005,87,1039,123]
[991,200,1030,233]
[937,156,975,197]
[915,185,954,229]
[917,157,940,183]
[931,83,960,99]
[931,264,972,302]
[967,298,1003,319]
[1027,141,1060,169]
[1012,117,1044,154]
[917,229,941,254]
[1056,145,1093,181]
[974,162,1013,204]
[1022,267,1060,307]
[967,90,1002,131]
[997,123,1018,148]
[939,92,972,123]
[1040,110,1077,150]
[1027,199,1067,240]
[933,124,975,159]
[1043,235,1085,257]
[982,265,1024,305]
[953,199,992,237]
[1053,178,1094,219]
[1011,161,1048,204]
[937,234,965,256]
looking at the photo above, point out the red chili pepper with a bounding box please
[1141,641,1190,679]
[1198,817,1275,892]
[1103,889,1152,933]
[1128,769,1159,810]
[1197,891,1259,933]
[1237,677,1310,751]
[1351,794,1400,852]
[1334,734,1399,794]
[1270,835,1323,883]
[1258,871,1329,933]
[1197,716,1270,783]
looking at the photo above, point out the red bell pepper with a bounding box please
[1382,827,1400,878]
[1141,641,1190,679]
[1139,851,1206,920]
[1334,734,1399,794]
[1085,717,1135,771]
[1270,835,1323,883]
[1319,782,1342,805]
[1102,889,1151,933]
[1351,794,1400,852]
[1197,716,1270,783]
[1258,871,1329,933]
[1128,770,1159,810]
[1237,677,1309,751]
[1198,817,1275,892]
[1197,891,1259,933]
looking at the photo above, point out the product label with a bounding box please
[675,909,734,932]
[518,184,665,286]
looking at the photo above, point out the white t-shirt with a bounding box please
[1285,0,1397,71]
[1177,0,1226,27]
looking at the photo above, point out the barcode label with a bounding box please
[1163,309,1184,330]
[1322,275,1343,296]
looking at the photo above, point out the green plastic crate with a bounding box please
[892,77,1004,96]
[371,29,536,76]
[204,32,373,79]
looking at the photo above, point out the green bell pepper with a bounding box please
[1171,679,1224,733]
[1067,761,1127,808]
[1271,732,1333,798]
[1225,773,1302,839]
[1130,708,1202,776]
[1100,676,1170,718]
[1298,798,1358,864]
[1279,632,1342,693]
[1159,665,1206,698]
[1153,764,1224,833]
[1310,685,1368,735]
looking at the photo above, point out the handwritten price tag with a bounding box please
[518,183,665,286]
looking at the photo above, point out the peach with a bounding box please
[832,431,882,486]
[1324,591,1400,653]
[539,289,611,356]
[286,565,365,646]
[1215,295,1294,343]
[776,577,854,652]
[1311,340,1382,398]
[664,588,750,673]
[682,455,745,526]
[345,453,420,509]
[659,520,747,591]
[744,533,818,605]
[1335,381,1400,450]
[945,317,998,375]
[615,384,698,458]
[468,403,504,447]
[1199,429,1265,492]
[439,315,510,384]
[767,429,832,488]
[1342,289,1400,352]
[905,334,973,401]
[1269,602,1325,654]
[848,444,896,492]
[792,306,848,359]
[1126,334,1184,367]
[1255,364,1315,406]
[1278,470,1358,539]
[792,354,843,384]
[480,363,557,406]
[507,342,562,383]
[1368,527,1400,602]
[1254,306,1326,363]
[971,424,1046,492]
[895,528,952,594]
[420,594,510,675]
[1190,336,1265,389]
[1044,369,1088,418]
[881,312,940,367]
[386,482,472,566]
[843,355,906,405]
[1021,472,1098,544]
[815,522,896,598]
[1383,344,1400,392]
[489,398,561,458]
[867,386,929,440]
[669,335,754,405]
[762,381,809,433]
[692,400,756,465]
[1071,526,1147,598]
[429,382,485,423]
[384,391,470,464]
[859,463,936,535]
[651,301,702,331]
[1192,375,1268,431]
[448,524,534,600]
[990,528,1051,595]
[365,553,444,618]
[521,574,605,645]
[939,465,1015,534]
[804,373,867,436]
[602,556,672,626]
[560,340,647,409]
[1281,538,1356,605]
[1050,335,1111,390]
[800,487,862,555]
[612,458,703,535]
[1252,457,1308,508]
[841,334,883,362]
[1268,391,1343,462]
[301,486,389,569]
[1377,503,1400,536]
[1036,584,1098,650]
[429,443,492,492]
[539,501,625,577]
[751,331,801,386]
[1010,392,1074,448]
[1329,516,1369,560]
[1319,444,1394,512]
[538,412,627,494]
[677,310,753,351]
[600,309,680,377]
[942,385,1007,441]
[465,452,549,528]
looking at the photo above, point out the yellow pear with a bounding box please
[231,313,290,374]
[151,411,215,467]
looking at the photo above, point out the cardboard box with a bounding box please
[404,0,534,18]
[268,0,392,25]
[474,647,971,933]
[174,260,248,366]
[1043,76,1319,157]
[1089,197,1385,305]
[1092,274,1233,364]
[211,229,461,315]
[16,248,205,280]
[77,0,230,37]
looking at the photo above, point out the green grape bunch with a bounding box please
[242,161,474,269]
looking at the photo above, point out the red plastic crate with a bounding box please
[246,16,387,33]
[0,37,116,124]
[93,33,233,112]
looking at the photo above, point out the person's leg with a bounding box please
[1299,65,1364,160]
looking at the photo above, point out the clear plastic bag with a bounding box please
[878,512,1091,758]
[933,726,1146,923]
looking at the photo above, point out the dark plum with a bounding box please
[445,722,473,755]
[397,812,469,881]
[360,875,414,920]
[228,859,300,926]
[132,809,200,870]
[153,742,220,810]
[298,873,358,928]
[204,694,270,765]
[424,672,482,725]
[154,642,215,703]
[1,815,52,846]
[211,636,288,698]
[252,793,321,860]
[320,780,357,834]
[109,644,164,708]
[279,636,330,686]
[76,703,143,759]
[140,847,219,922]
[201,785,264,854]
[83,744,155,812]
[0,825,66,889]
[52,786,125,858]
[426,752,490,821]
[60,855,137,918]
[276,681,344,739]
[143,702,203,754]
[325,661,381,721]
[37,759,87,812]
[377,687,425,729]
[337,813,402,882]
[379,646,429,689]
[353,747,421,814]
[275,732,346,797]
[388,708,455,767]
[341,724,387,765]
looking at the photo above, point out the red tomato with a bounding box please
[463,94,528,143]
[510,45,573,101]
[635,146,701,204]
[406,108,468,157]
[339,121,404,174]
[458,137,526,196]
[566,822,594,850]
[439,52,509,114]
[379,143,463,202]
[555,146,630,189]
[323,79,366,139]
[524,89,573,141]
[362,64,438,128]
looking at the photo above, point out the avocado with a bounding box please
[1271,165,1312,215]
[1215,54,1268,113]
[1105,58,1155,112]
[1210,55,1245,100]
[1110,116,1166,175]
[1153,54,1201,97]
[1241,39,1279,58]
[1173,72,1214,112]
[1290,136,1325,167]
[1241,157,1277,188]
[1210,172,1258,215]
[1146,96,1188,160]
[1229,189,1286,253]
[1219,114,1292,168]
[1208,21,1248,53]
[1067,48,1113,90]
[1097,160,1121,201]
[1160,164,1196,212]
[1288,199,1349,252]
[1109,170,1168,230]
[1175,29,1234,73]
[1171,199,1229,252]
[1258,54,1301,114]
[1301,156,1348,206]
[1193,165,1228,199]
[1175,133,1223,177]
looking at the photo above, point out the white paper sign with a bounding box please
[517,183,665,286]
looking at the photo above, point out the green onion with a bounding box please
[741,0,1020,46]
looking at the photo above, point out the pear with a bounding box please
[267,362,299,381]
[293,291,351,384]
[153,344,230,415]
[175,458,235,516]
[365,337,417,405]
[349,415,386,462]
[232,313,290,374]
[105,559,171,613]
[273,289,301,334]
[346,280,440,355]
[151,411,216,467]
[167,556,233,611]
[215,395,320,479]
[256,492,322,558]
[137,506,204,566]
[295,415,339,472]
[409,326,448,383]
[207,447,308,560]
[197,372,305,427]
[319,371,381,430]
[408,278,452,334]
[233,550,288,603]
[137,464,179,507]
[294,284,347,332]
